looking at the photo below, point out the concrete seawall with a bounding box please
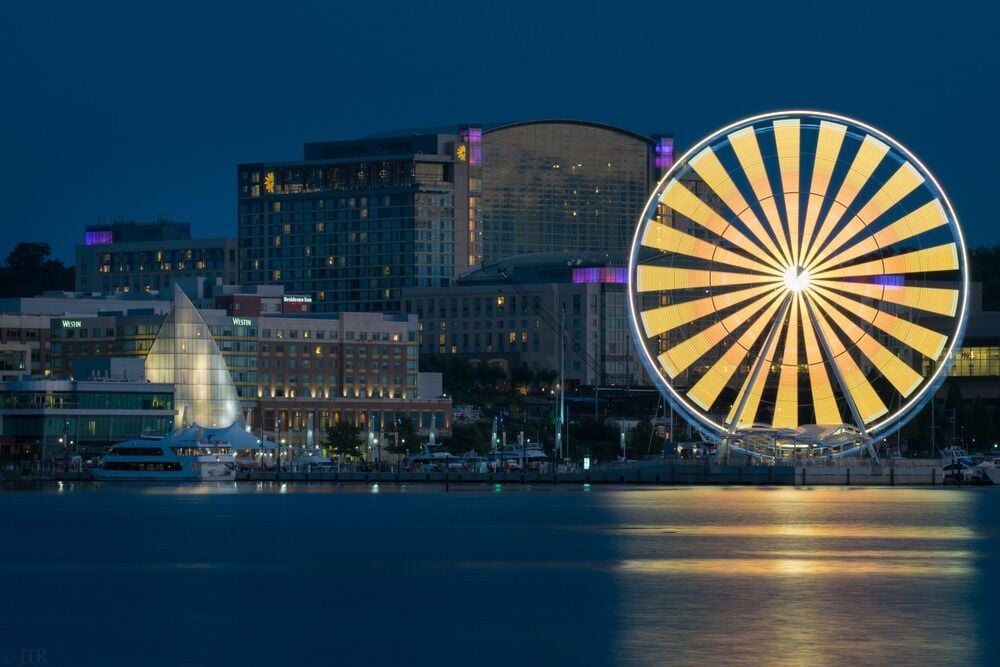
[35,459,969,486]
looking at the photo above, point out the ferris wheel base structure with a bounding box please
[627,111,969,463]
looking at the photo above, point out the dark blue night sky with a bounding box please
[2,0,997,263]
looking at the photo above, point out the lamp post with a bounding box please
[276,415,282,480]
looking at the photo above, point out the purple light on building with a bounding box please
[655,137,674,170]
[572,267,628,284]
[460,127,483,165]
[85,230,113,246]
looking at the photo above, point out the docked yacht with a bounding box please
[941,446,980,483]
[490,443,548,471]
[406,443,461,472]
[92,426,237,481]
[972,455,1000,485]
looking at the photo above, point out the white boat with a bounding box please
[293,450,335,472]
[92,426,237,481]
[406,444,460,472]
[941,446,980,483]
[972,456,1000,485]
[490,444,548,471]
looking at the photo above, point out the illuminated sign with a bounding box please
[61,320,82,328]
[264,171,275,194]
[456,144,467,162]
[283,295,313,304]
[232,317,252,326]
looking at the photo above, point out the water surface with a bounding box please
[0,483,995,666]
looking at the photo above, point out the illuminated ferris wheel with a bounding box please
[627,111,968,453]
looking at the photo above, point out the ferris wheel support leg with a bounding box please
[866,440,880,465]
[717,438,730,464]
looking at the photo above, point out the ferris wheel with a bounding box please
[627,111,968,447]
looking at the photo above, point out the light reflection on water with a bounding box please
[0,484,995,666]
[598,488,986,667]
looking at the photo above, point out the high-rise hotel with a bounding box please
[237,133,471,313]
[237,121,672,313]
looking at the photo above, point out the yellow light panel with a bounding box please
[800,121,847,262]
[659,181,785,273]
[636,265,779,292]
[641,284,783,338]
[773,119,801,266]
[656,290,783,378]
[809,291,923,397]
[803,135,890,267]
[688,295,786,411]
[810,284,947,360]
[728,127,793,265]
[772,295,800,428]
[640,221,781,275]
[807,162,924,270]
[810,200,948,275]
[807,296,889,423]
[813,243,958,281]
[688,147,786,266]
[726,306,784,428]
[799,296,842,425]
[811,278,959,318]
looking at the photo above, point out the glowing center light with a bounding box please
[783,265,811,292]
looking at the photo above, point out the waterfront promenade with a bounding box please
[32,457,963,486]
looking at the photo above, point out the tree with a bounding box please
[325,421,364,462]
[629,418,661,457]
[448,422,490,454]
[386,416,420,462]
[0,242,75,297]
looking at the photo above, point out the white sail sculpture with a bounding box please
[145,285,242,429]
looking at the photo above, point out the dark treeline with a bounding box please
[0,242,74,298]
[970,246,1000,310]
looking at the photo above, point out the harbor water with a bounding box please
[0,483,996,666]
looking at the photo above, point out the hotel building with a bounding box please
[75,220,237,295]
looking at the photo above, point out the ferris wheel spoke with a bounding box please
[810,199,949,275]
[773,119,801,267]
[804,294,889,426]
[640,283,783,337]
[728,127,794,265]
[640,221,783,275]
[687,294,787,411]
[659,181,786,273]
[808,290,923,397]
[811,278,958,317]
[688,147,788,267]
[656,289,785,378]
[799,295,843,425]
[802,135,890,268]
[800,121,848,263]
[637,266,779,292]
[806,162,925,271]
[772,295,801,429]
[813,242,959,282]
[725,297,789,429]
[810,284,948,359]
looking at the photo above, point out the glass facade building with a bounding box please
[476,121,668,265]
[0,378,174,461]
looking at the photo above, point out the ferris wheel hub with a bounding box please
[783,265,811,293]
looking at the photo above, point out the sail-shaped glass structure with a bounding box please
[145,285,242,428]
